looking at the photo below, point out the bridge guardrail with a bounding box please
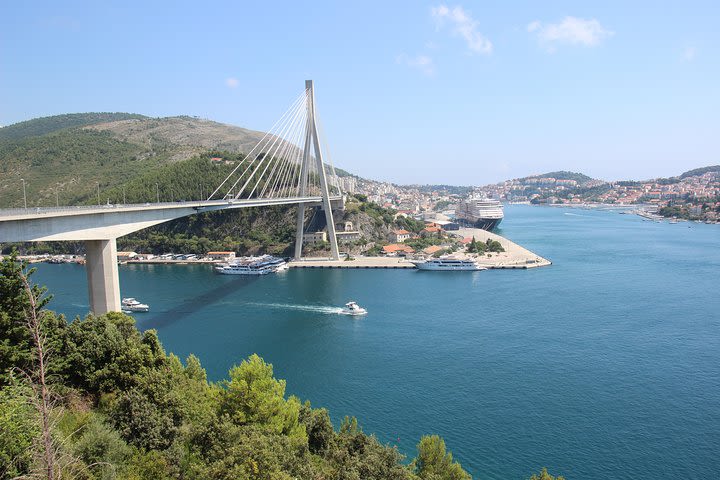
[0,196,342,219]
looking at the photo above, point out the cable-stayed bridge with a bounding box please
[0,81,344,313]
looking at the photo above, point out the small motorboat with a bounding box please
[340,301,367,316]
[121,297,149,312]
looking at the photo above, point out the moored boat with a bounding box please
[455,195,504,231]
[411,257,487,271]
[214,255,287,275]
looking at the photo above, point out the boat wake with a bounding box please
[248,302,345,315]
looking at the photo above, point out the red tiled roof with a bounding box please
[382,244,415,253]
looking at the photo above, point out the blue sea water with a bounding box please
[32,206,720,479]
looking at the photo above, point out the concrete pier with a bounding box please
[454,227,551,269]
[288,256,415,269]
[85,239,121,314]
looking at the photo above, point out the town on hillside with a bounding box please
[341,167,720,223]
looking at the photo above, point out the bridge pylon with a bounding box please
[294,80,340,260]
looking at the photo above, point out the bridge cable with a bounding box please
[245,91,308,199]
[208,90,307,200]
[229,91,308,199]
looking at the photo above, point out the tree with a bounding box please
[412,435,470,480]
[220,354,306,440]
[62,312,165,393]
[331,416,411,480]
[299,402,334,454]
[0,252,62,385]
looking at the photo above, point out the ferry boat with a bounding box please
[411,258,487,271]
[121,297,149,312]
[340,301,367,316]
[455,195,504,231]
[214,255,287,275]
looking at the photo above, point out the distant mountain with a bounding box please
[520,171,594,183]
[679,165,720,179]
[400,184,473,195]
[0,114,269,208]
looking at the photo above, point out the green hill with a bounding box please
[0,112,146,141]
[522,171,593,183]
[0,114,268,209]
[679,165,720,179]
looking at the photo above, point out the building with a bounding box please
[206,251,236,262]
[421,226,442,237]
[433,220,459,231]
[335,221,362,243]
[116,251,137,262]
[382,244,415,256]
[303,231,327,245]
[336,231,361,243]
[390,229,412,242]
[422,245,443,255]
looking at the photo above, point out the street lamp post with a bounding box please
[55,189,59,207]
[156,183,160,203]
[21,178,27,209]
[97,183,101,206]
[123,186,126,204]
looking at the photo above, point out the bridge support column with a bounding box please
[294,203,306,259]
[85,239,121,314]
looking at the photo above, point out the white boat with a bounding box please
[121,297,149,312]
[411,257,487,271]
[340,301,367,316]
[214,255,287,275]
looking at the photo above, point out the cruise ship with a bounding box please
[214,255,287,275]
[411,258,487,271]
[455,195,504,231]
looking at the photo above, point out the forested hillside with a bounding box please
[0,114,267,209]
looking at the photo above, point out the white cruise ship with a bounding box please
[455,195,504,231]
[214,255,287,275]
[411,258,487,271]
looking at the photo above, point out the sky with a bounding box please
[1,1,719,185]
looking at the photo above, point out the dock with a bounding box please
[288,227,551,270]
[454,226,551,269]
[288,257,415,269]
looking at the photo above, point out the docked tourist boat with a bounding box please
[411,258,487,271]
[340,301,367,316]
[455,195,504,231]
[214,255,287,275]
[121,297,150,312]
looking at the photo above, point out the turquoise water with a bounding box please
[33,206,720,479]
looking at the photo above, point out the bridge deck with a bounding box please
[0,196,342,221]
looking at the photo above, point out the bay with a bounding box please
[32,205,720,479]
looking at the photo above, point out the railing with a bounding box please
[0,196,343,219]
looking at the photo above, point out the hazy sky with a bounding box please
[2,1,719,185]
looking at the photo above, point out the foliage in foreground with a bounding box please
[0,254,566,479]
[0,254,477,480]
